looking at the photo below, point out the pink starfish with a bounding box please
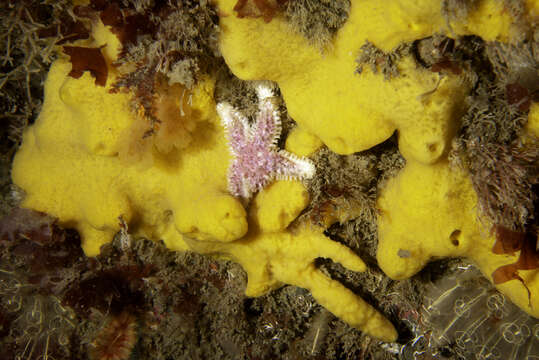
[217,83,315,202]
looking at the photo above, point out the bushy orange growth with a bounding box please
[116,80,196,165]
[116,106,153,166]
[152,81,196,154]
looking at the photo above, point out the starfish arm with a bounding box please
[227,162,244,198]
[228,161,271,200]
[241,179,259,200]
[253,97,281,146]
[217,102,250,153]
[275,150,316,180]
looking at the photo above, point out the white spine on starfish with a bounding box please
[271,110,281,146]
[256,82,274,102]
[278,150,316,179]
[217,102,251,156]
[250,84,281,144]
[217,102,250,132]
[215,102,231,123]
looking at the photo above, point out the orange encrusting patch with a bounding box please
[233,0,288,22]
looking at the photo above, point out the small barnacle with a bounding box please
[259,312,283,341]
[430,57,462,75]
[397,249,411,258]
